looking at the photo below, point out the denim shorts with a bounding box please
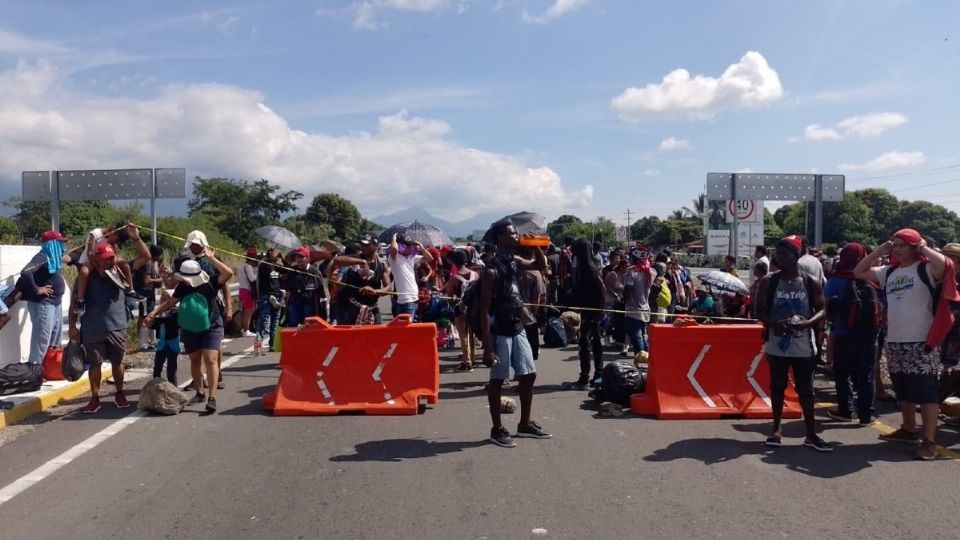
[490,332,536,381]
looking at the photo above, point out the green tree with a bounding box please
[282,215,335,246]
[304,193,362,242]
[630,216,662,243]
[853,188,899,242]
[763,208,783,246]
[188,177,303,247]
[546,214,582,243]
[893,201,960,247]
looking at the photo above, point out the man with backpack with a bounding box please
[854,228,948,460]
[479,219,551,448]
[755,235,831,452]
[825,243,880,425]
[331,234,391,325]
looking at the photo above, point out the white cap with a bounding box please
[184,230,209,249]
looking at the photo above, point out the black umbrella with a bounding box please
[502,211,547,235]
[377,221,452,247]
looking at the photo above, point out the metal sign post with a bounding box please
[706,172,844,251]
[22,168,186,243]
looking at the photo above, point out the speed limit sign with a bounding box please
[726,199,757,222]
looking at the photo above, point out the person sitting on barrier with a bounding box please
[330,234,391,325]
[145,252,233,414]
[755,235,831,452]
[480,219,551,448]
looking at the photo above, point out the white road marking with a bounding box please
[686,345,717,408]
[0,346,253,507]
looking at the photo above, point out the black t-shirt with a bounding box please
[571,256,605,309]
[173,282,222,325]
[342,259,386,307]
[257,260,284,297]
[288,265,324,301]
[488,255,525,337]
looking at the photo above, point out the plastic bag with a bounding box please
[62,341,86,382]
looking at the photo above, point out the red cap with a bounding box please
[94,243,116,260]
[894,228,922,247]
[41,230,68,243]
[294,246,310,258]
[777,235,803,258]
[245,246,259,257]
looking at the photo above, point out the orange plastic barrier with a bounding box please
[631,324,802,419]
[262,315,439,415]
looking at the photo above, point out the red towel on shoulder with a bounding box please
[926,258,960,350]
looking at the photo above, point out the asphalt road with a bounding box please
[1,326,959,539]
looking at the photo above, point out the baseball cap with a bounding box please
[359,233,376,245]
[95,243,116,260]
[245,246,259,257]
[293,246,310,258]
[40,230,68,243]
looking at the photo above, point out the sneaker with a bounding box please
[803,436,834,453]
[205,397,217,413]
[915,439,938,461]
[82,396,101,414]
[826,409,853,422]
[242,330,256,338]
[217,374,225,390]
[562,380,588,391]
[455,361,474,372]
[515,420,552,439]
[73,299,86,316]
[114,391,130,409]
[189,393,205,405]
[879,427,921,443]
[489,426,516,448]
[858,415,879,426]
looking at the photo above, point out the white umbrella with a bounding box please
[254,225,302,249]
[697,270,749,295]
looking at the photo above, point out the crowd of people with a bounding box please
[2,219,959,459]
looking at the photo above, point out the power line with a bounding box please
[847,164,960,184]
[891,177,960,194]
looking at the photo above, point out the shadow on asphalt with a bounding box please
[330,437,487,462]
[438,381,575,401]
[217,384,274,416]
[643,436,917,478]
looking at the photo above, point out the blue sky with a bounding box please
[0,0,957,225]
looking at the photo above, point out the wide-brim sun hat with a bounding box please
[183,230,209,249]
[175,259,210,288]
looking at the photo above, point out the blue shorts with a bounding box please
[490,332,536,381]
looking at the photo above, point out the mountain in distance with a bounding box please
[369,206,515,238]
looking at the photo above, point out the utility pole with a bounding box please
[624,209,632,241]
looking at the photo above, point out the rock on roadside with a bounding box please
[138,378,189,415]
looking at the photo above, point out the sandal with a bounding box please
[764,435,782,447]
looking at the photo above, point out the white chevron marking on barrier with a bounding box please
[746,352,772,408]
[686,344,717,408]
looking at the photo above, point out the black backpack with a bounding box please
[542,317,568,348]
[837,279,881,337]
[0,363,43,396]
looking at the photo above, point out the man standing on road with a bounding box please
[755,235,831,452]
[480,219,551,448]
[755,245,770,272]
[854,229,946,460]
[388,233,433,321]
[69,225,151,413]
[19,230,68,367]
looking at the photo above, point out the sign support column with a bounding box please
[814,174,823,248]
[729,173,738,258]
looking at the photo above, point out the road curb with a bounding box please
[0,364,113,429]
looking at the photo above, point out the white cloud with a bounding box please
[522,0,590,25]
[657,137,693,153]
[793,112,907,142]
[347,0,469,30]
[611,51,784,122]
[838,151,925,172]
[0,61,590,221]
[641,169,660,177]
[735,167,754,174]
